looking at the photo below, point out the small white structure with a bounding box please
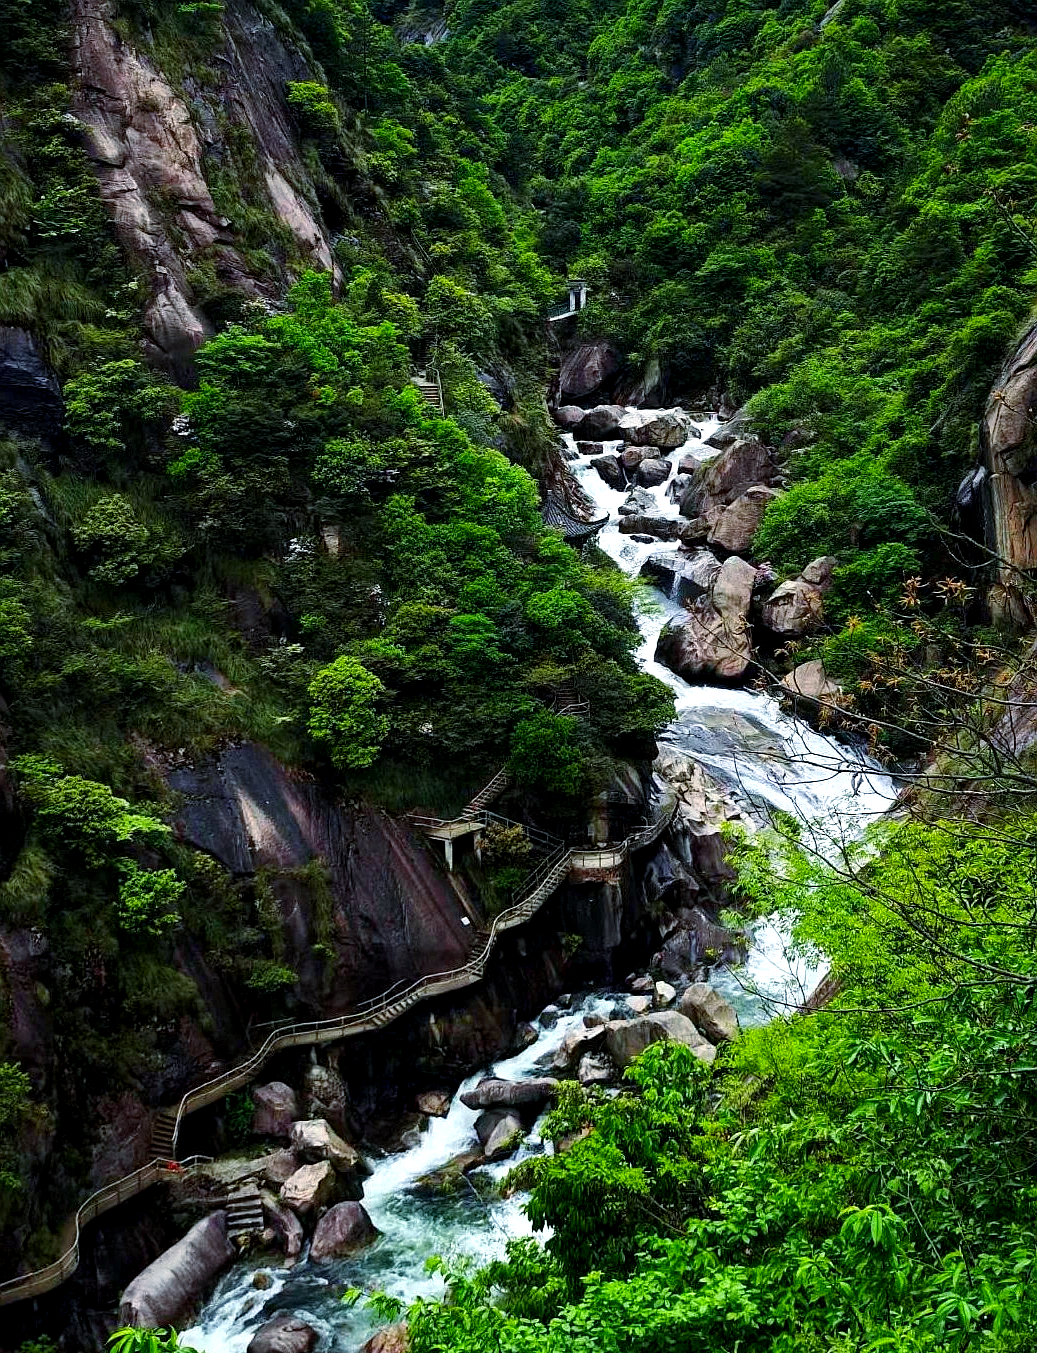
[547,278,589,322]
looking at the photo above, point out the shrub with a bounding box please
[307,655,389,769]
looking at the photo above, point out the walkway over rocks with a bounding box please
[0,791,675,1309]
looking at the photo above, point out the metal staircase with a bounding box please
[226,1186,265,1243]
[0,796,677,1310]
[151,1109,179,1160]
[410,371,444,414]
[464,767,510,814]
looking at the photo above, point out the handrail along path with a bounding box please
[0,796,676,1308]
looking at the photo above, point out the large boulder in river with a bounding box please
[119,1212,235,1327]
[574,404,627,439]
[361,1325,409,1353]
[475,1109,524,1159]
[708,485,781,556]
[680,983,739,1043]
[681,438,778,520]
[618,515,680,540]
[605,1011,715,1070]
[641,548,721,603]
[247,1314,319,1353]
[552,405,585,429]
[279,1160,338,1216]
[460,1076,558,1110]
[253,1082,298,1139]
[626,410,693,448]
[636,456,672,488]
[290,1118,360,1173]
[656,556,756,683]
[618,486,655,516]
[781,659,843,705]
[560,340,620,399]
[590,453,625,489]
[310,1201,379,1261]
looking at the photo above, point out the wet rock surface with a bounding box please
[309,1201,379,1261]
[460,1076,559,1110]
[247,1312,319,1353]
[0,327,63,439]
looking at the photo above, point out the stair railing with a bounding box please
[0,798,677,1308]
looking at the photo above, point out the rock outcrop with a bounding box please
[309,1201,379,1261]
[679,984,739,1043]
[559,341,620,400]
[0,327,64,439]
[71,0,336,376]
[167,743,471,1013]
[119,1211,235,1328]
[977,320,1037,625]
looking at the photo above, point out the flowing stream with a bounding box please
[185,408,897,1352]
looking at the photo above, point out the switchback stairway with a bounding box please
[0,794,676,1308]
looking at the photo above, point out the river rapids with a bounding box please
[184,407,897,1351]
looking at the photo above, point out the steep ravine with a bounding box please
[174,408,896,1352]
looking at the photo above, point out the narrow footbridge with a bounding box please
[0,790,676,1308]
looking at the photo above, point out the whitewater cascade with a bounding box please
[186,407,897,1352]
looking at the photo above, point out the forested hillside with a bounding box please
[2,0,1037,1348]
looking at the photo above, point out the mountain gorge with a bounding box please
[3,0,1037,1350]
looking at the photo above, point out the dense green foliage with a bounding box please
[402,812,1037,1351]
[3,0,1037,1330]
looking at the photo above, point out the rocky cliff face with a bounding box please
[71,0,337,377]
[167,742,472,1012]
[976,320,1037,626]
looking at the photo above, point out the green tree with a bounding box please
[307,655,390,769]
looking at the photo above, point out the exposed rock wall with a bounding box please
[71,0,336,377]
[979,320,1037,626]
[168,743,472,1011]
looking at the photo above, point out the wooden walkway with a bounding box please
[0,794,676,1309]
